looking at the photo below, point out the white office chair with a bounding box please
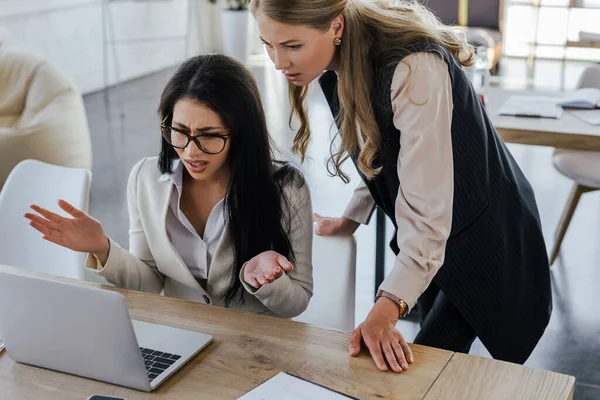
[0,160,92,279]
[294,235,357,332]
[549,65,600,264]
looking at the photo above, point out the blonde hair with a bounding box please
[251,0,474,182]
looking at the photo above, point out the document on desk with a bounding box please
[498,95,564,119]
[237,372,356,400]
[572,109,600,125]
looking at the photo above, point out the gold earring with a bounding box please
[333,37,342,46]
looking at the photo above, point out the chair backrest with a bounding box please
[294,235,357,332]
[0,160,91,279]
[576,65,600,90]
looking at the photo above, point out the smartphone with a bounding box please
[0,340,5,353]
[87,396,126,400]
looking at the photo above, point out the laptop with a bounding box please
[0,270,212,392]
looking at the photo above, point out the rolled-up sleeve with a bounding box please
[342,180,376,224]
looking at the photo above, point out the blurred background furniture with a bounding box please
[0,160,91,280]
[417,0,503,71]
[549,65,600,265]
[0,44,92,189]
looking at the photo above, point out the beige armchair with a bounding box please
[0,45,92,188]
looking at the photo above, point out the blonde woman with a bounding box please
[251,0,551,372]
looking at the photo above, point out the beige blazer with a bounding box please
[86,157,313,318]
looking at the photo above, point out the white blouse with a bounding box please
[342,52,455,311]
[159,160,226,281]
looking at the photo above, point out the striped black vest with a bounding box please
[319,42,552,364]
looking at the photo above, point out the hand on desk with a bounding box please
[349,297,414,373]
[313,214,359,236]
[243,250,293,289]
[24,200,110,265]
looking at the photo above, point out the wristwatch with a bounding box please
[376,290,409,318]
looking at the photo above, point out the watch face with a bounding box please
[399,301,409,318]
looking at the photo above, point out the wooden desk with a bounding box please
[487,87,600,151]
[0,265,574,399]
[566,40,600,49]
[425,353,575,400]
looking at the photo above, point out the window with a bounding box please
[503,0,600,60]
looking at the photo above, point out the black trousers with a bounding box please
[413,283,477,354]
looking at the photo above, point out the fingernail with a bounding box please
[402,362,409,369]
[349,347,356,354]
[409,356,414,363]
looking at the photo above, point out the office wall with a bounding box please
[0,0,223,94]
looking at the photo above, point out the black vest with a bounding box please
[319,42,552,364]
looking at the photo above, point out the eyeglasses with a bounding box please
[160,115,230,155]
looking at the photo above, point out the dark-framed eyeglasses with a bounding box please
[160,115,230,155]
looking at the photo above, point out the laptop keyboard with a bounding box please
[140,347,182,381]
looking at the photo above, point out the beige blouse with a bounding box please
[343,52,454,312]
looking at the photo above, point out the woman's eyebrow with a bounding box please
[259,36,300,45]
[173,121,223,132]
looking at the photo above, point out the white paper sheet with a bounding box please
[498,96,564,119]
[572,109,600,125]
[237,372,353,400]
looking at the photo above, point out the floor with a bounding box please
[83,55,600,399]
